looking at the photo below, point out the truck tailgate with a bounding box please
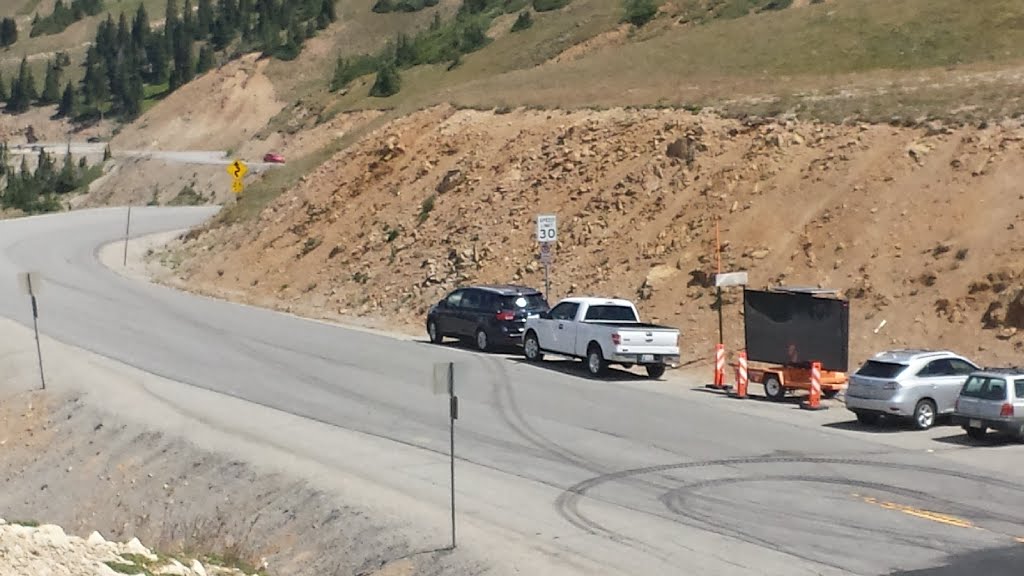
[615,328,679,354]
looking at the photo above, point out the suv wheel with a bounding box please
[855,412,880,425]
[475,329,490,352]
[428,320,442,344]
[913,399,937,430]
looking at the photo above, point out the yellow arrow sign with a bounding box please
[227,159,248,179]
[231,178,244,194]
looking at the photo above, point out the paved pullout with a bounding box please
[1,206,1023,575]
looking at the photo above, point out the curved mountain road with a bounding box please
[1,207,1022,576]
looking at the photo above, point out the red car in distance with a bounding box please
[263,152,285,164]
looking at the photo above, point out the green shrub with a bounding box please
[623,0,657,26]
[330,55,379,92]
[418,194,436,224]
[532,0,569,12]
[511,10,533,31]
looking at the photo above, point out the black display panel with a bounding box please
[743,289,850,372]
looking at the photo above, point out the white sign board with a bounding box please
[433,362,454,396]
[539,242,553,265]
[537,214,557,243]
[715,271,748,288]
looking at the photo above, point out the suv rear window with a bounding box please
[856,360,907,379]
[584,305,638,322]
[1016,379,1024,399]
[500,294,546,309]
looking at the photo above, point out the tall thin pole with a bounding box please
[28,276,45,390]
[448,362,456,550]
[123,205,132,267]
[716,219,723,346]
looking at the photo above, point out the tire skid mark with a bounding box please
[555,456,1024,571]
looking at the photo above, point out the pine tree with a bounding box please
[0,71,7,102]
[41,60,61,104]
[169,22,194,89]
[81,46,109,106]
[7,57,37,113]
[317,0,336,29]
[197,0,214,38]
[0,17,18,47]
[57,81,76,117]
[117,12,131,49]
[369,60,401,97]
[146,31,169,84]
[165,0,180,49]
[197,44,215,73]
[132,4,151,48]
[182,0,194,39]
[56,150,78,194]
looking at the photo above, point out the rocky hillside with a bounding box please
[165,105,1024,368]
[0,520,261,576]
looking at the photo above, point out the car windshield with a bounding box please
[501,294,546,309]
[584,305,638,322]
[855,360,907,379]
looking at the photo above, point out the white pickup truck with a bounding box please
[522,297,680,379]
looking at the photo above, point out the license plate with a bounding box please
[969,419,982,428]
[640,354,655,363]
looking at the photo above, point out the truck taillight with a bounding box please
[611,333,621,346]
[496,310,516,321]
[1001,403,1014,417]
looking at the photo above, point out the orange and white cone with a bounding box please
[714,344,725,388]
[731,352,748,399]
[800,361,828,411]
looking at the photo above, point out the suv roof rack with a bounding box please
[979,367,1024,374]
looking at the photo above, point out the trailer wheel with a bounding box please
[822,389,840,400]
[763,374,786,401]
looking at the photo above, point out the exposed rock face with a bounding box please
[0,521,259,576]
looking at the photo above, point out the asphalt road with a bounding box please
[2,206,1023,576]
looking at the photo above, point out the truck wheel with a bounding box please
[646,365,666,379]
[523,332,544,362]
[913,399,936,430]
[763,375,785,401]
[586,345,607,377]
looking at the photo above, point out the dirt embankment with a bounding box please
[164,105,1024,368]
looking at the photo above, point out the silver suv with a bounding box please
[952,369,1024,441]
[845,349,979,430]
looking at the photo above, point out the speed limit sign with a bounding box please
[537,214,557,243]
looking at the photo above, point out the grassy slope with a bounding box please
[336,0,1024,122]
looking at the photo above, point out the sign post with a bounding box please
[123,205,132,267]
[227,159,248,195]
[714,271,749,343]
[536,214,557,300]
[19,272,46,390]
[433,362,459,550]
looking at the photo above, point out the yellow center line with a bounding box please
[859,496,975,529]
